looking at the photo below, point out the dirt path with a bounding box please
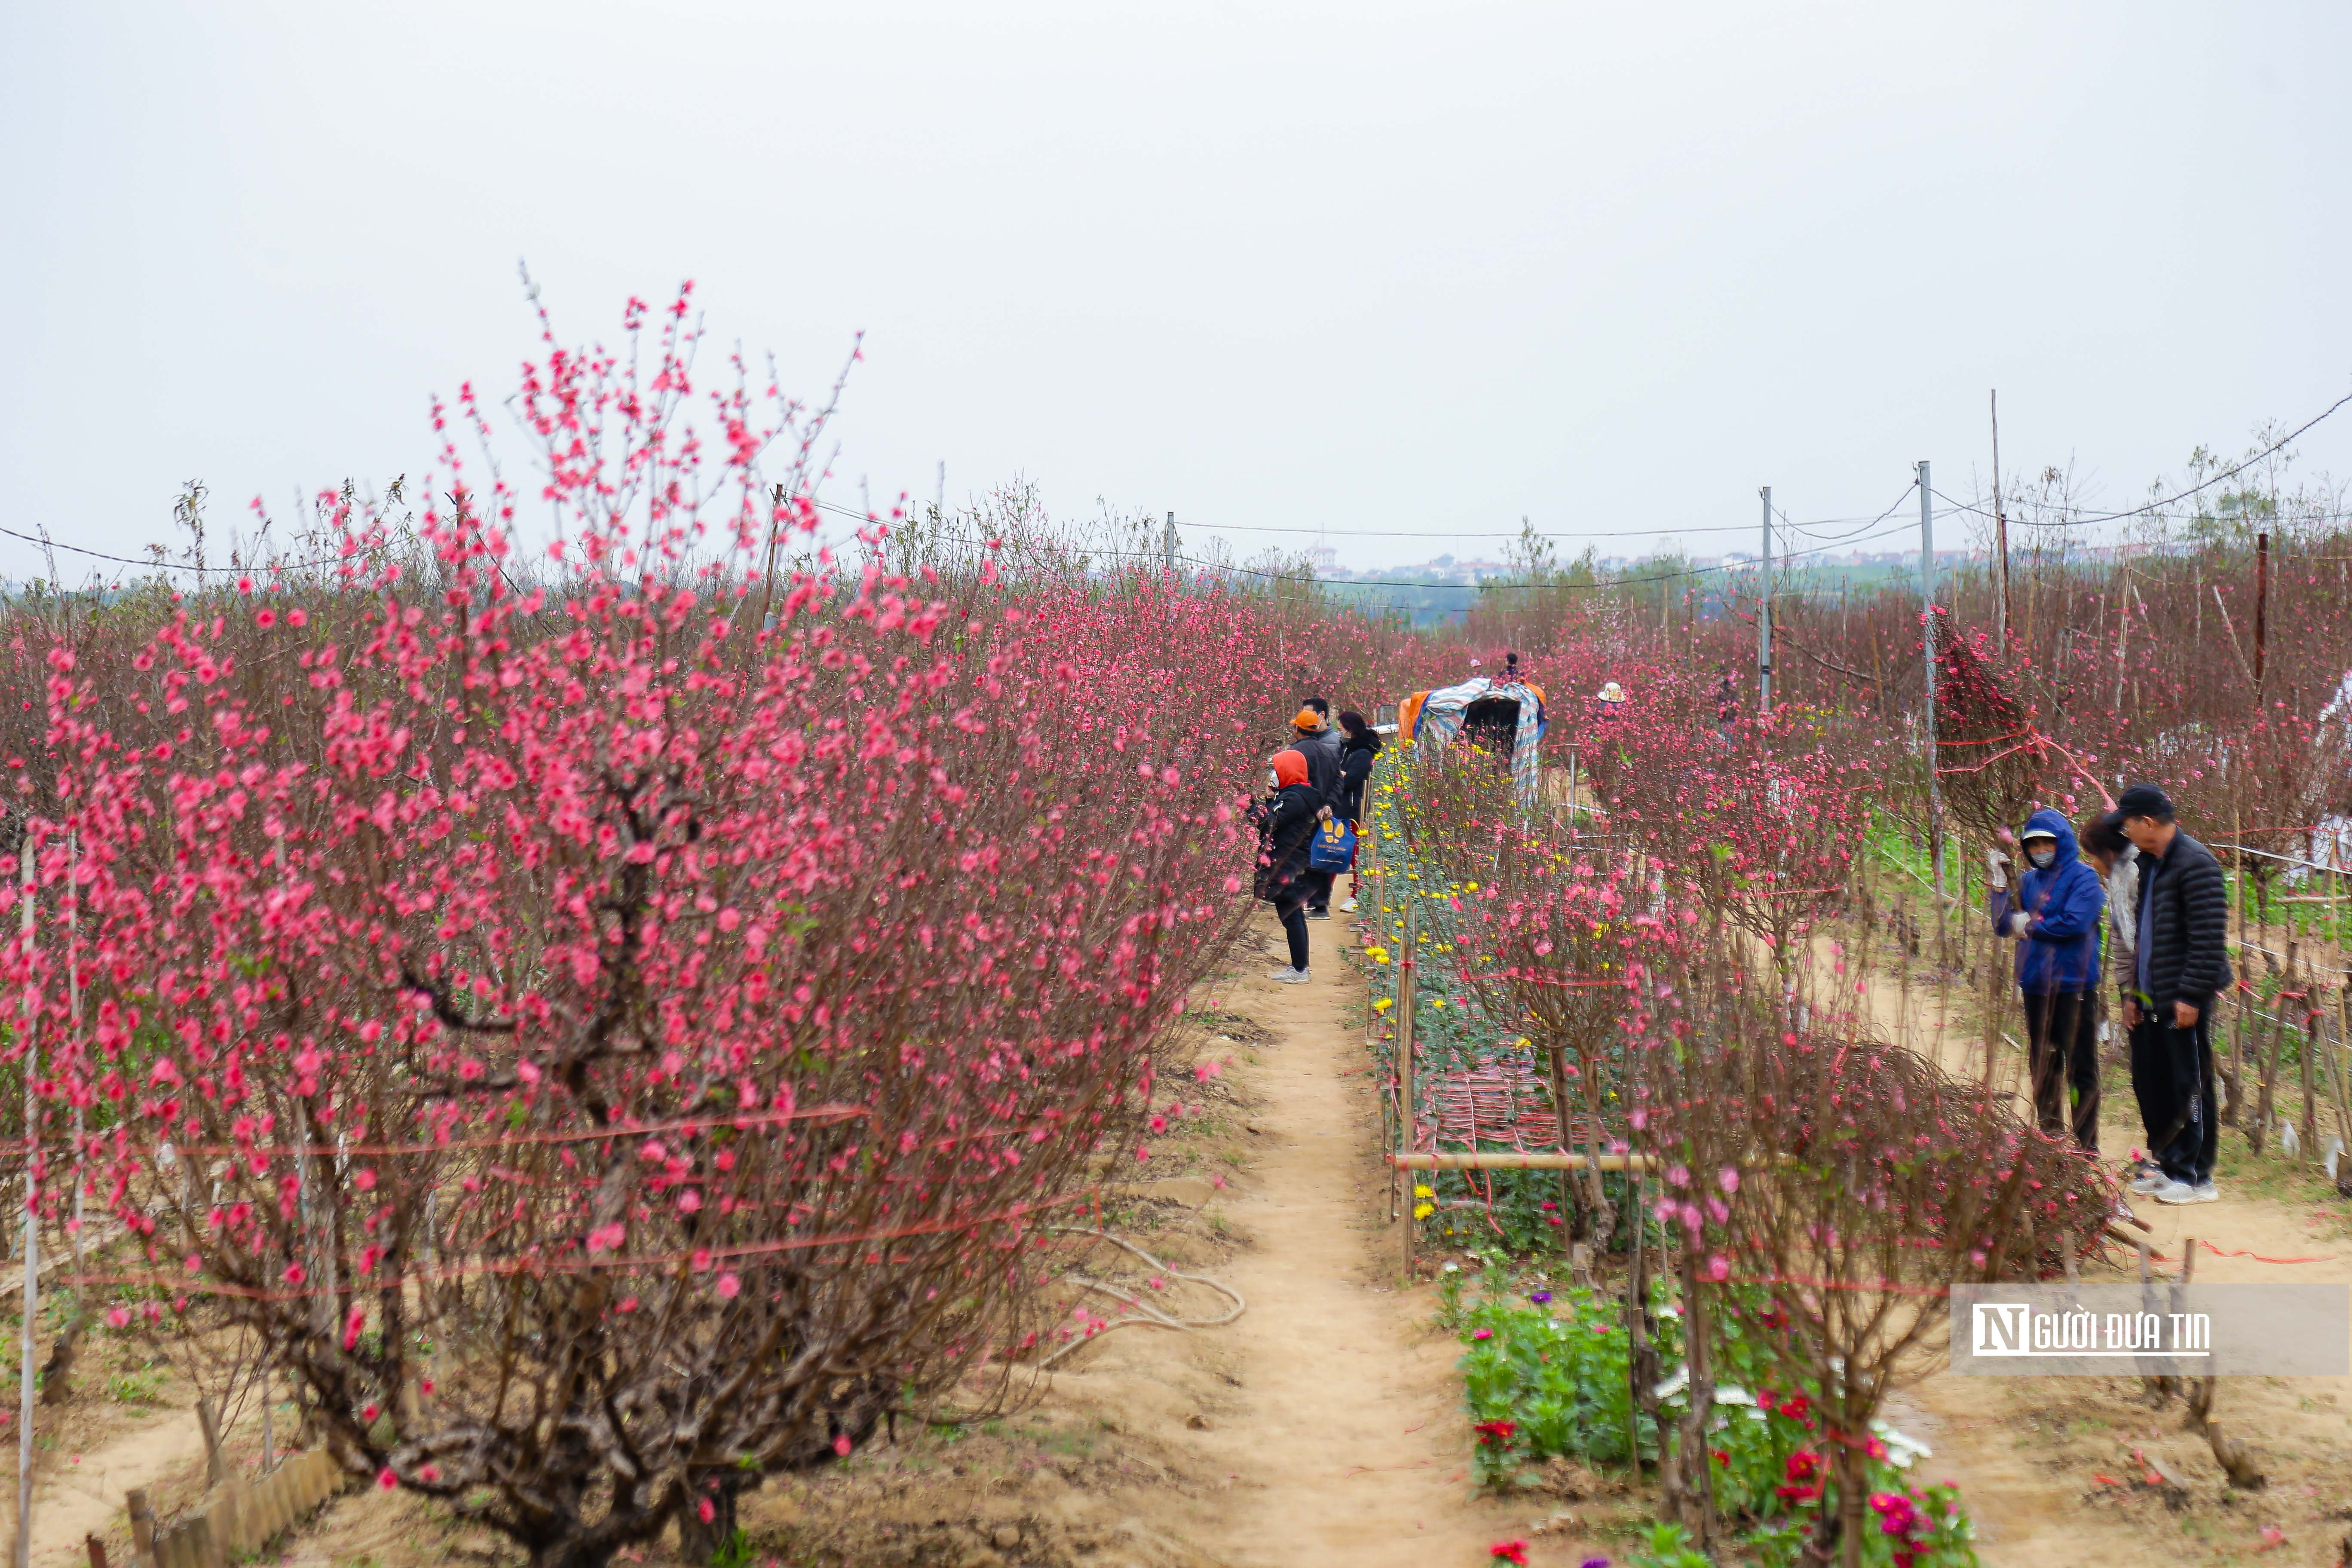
[1848,945,2352,1566]
[16,1404,212,1568]
[721,902,1549,1565]
[1179,910,1529,1565]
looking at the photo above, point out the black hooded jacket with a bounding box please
[1252,782,1322,900]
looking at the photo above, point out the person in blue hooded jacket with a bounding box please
[1986,808,2107,1151]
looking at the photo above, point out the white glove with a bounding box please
[1985,847,2009,890]
[2001,911,2029,937]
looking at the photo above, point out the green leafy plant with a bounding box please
[104,1368,165,1405]
[1452,1282,1977,1566]
[1625,1522,1712,1568]
[704,1528,757,1568]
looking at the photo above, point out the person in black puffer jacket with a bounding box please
[2116,783,2235,1205]
[1333,710,1381,913]
[1253,748,1325,984]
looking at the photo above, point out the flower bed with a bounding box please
[1446,1265,1979,1568]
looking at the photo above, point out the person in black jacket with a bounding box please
[2116,783,2235,1205]
[1292,701,1345,918]
[1253,748,1324,984]
[1333,710,1381,913]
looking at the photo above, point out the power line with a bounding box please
[827,485,1953,598]
[0,524,343,578]
[808,490,1940,545]
[1933,386,2352,529]
[1773,480,1923,552]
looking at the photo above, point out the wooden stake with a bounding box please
[126,1491,155,1568]
[2254,531,2269,694]
[1991,389,2010,655]
[2297,945,2319,1157]
[1400,895,1418,1275]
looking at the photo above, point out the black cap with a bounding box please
[2115,783,2173,820]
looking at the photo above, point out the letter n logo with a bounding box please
[1973,1302,2031,1356]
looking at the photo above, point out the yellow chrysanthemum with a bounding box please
[1412,1202,1435,1219]
[1412,1184,1434,1198]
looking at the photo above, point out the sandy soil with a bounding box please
[708,906,1619,1565]
[37,887,2352,1568]
[1846,903,2352,1568]
[25,1411,214,1568]
[1176,915,1535,1566]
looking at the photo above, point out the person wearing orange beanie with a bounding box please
[1253,747,1322,983]
[1292,699,1343,917]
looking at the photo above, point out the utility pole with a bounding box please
[1991,390,2010,656]
[1757,487,1773,714]
[1919,462,1945,894]
[1164,511,1176,576]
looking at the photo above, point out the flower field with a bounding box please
[0,288,2346,1568]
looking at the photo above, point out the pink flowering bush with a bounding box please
[0,291,1352,1568]
[1592,686,1883,979]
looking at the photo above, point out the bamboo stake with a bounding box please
[2297,944,2318,1157]
[1399,894,1418,1275]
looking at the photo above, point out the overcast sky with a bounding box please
[6,1,2350,577]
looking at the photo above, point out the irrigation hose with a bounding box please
[1034,1224,1246,1368]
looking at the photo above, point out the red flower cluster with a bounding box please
[1775,1447,1825,1504]
[1868,1488,1935,1567]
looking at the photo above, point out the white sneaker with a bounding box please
[1270,967,1311,986]
[2128,1170,2169,1196]
[2190,1181,2220,1204]
[1339,897,1358,913]
[2153,1179,2200,1205]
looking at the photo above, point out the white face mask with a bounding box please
[1268,770,1280,791]
[2026,845,2057,870]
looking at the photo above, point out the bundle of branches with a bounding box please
[1627,943,2111,1567]
[8,291,1265,1568]
[1932,621,2061,840]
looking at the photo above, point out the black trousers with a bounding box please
[1302,868,1336,913]
[2130,1003,2217,1185]
[2021,990,2098,1152]
[1274,888,1311,971]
